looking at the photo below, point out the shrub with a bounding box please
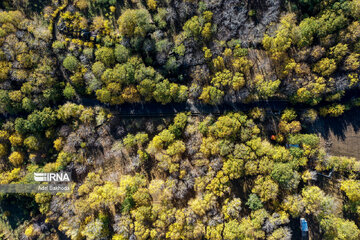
[92,61,105,78]
[95,47,115,66]
[118,9,153,38]
[313,58,336,76]
[63,83,76,99]
[9,151,24,166]
[114,44,130,63]
[0,61,11,81]
[63,55,79,72]
[24,224,35,237]
[246,194,263,210]
[9,133,23,146]
[0,143,7,157]
[24,136,39,151]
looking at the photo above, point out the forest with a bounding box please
[0,0,360,239]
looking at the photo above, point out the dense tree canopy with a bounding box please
[0,0,359,239]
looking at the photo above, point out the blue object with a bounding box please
[300,218,308,232]
[289,144,300,148]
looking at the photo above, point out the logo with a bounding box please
[34,172,71,182]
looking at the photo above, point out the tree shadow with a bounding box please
[0,194,39,229]
[305,108,360,141]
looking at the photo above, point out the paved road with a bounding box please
[77,86,360,117]
[79,98,293,117]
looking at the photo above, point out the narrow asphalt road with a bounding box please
[79,98,292,117]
